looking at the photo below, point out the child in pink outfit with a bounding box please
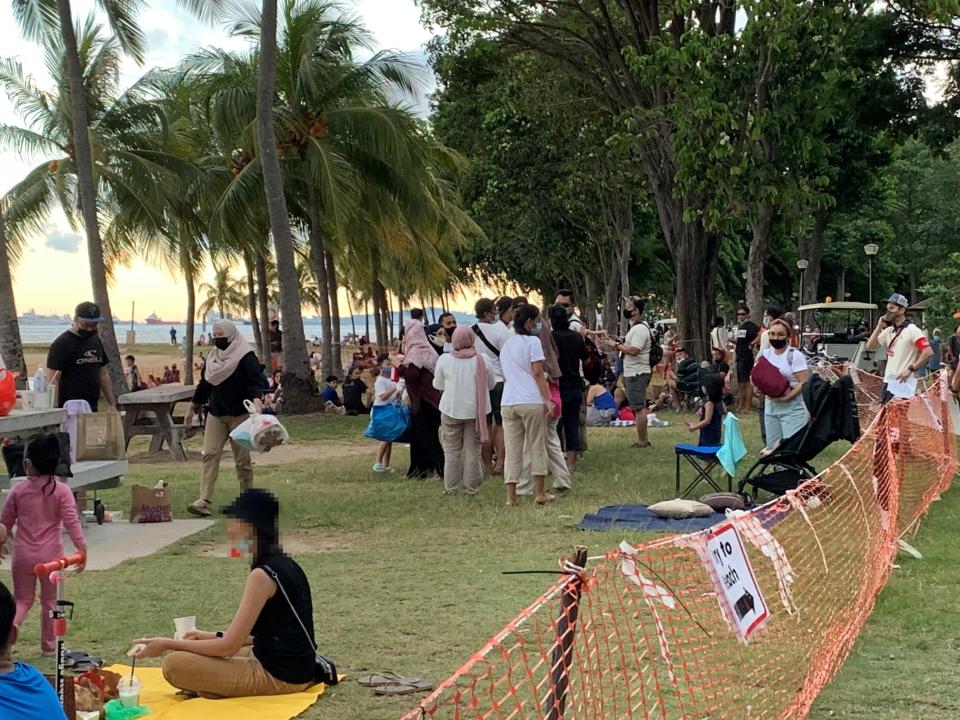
[0,434,86,655]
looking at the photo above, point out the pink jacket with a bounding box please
[0,477,85,559]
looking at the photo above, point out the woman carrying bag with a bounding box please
[752,319,810,454]
[186,320,268,517]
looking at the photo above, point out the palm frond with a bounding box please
[96,0,146,63]
[10,0,58,43]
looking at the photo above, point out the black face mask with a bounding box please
[622,309,634,320]
[214,337,230,350]
[770,338,788,350]
[77,329,97,339]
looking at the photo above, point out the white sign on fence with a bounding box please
[705,522,768,641]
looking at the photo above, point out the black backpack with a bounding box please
[642,322,664,367]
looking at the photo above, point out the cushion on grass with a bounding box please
[647,499,715,519]
[699,492,747,513]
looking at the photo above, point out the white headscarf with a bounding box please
[204,320,253,386]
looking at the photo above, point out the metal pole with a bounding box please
[868,257,874,325]
[798,270,804,336]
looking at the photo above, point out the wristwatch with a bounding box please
[907,365,916,373]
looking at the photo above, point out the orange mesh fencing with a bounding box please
[402,371,957,720]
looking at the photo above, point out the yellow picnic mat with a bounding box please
[104,665,327,720]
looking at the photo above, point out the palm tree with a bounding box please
[0,206,28,384]
[198,266,245,321]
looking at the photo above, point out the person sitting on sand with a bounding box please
[132,489,335,699]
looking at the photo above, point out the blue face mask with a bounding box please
[381,367,392,377]
[532,322,543,335]
[230,537,253,558]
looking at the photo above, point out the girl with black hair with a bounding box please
[685,373,725,447]
[0,433,86,657]
[133,489,330,698]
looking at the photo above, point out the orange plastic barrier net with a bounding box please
[402,371,957,720]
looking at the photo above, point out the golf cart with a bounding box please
[797,301,880,372]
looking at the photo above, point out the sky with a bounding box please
[0,0,440,321]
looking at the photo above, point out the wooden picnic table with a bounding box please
[0,407,67,439]
[118,385,197,461]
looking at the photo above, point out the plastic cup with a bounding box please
[173,616,196,641]
[118,676,142,708]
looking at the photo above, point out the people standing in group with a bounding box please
[866,293,932,403]
[434,313,457,354]
[0,433,87,657]
[269,320,283,372]
[496,296,515,334]
[605,297,654,449]
[397,316,445,479]
[734,305,759,414]
[554,289,592,455]
[46,301,115,410]
[500,305,555,506]
[185,320,267,517]
[472,298,511,474]
[372,353,403,473]
[549,304,588,471]
[433,327,496,495]
[759,319,811,452]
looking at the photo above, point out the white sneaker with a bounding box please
[372,463,386,473]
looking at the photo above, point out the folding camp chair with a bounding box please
[674,444,730,498]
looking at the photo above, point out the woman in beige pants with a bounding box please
[185,320,267,517]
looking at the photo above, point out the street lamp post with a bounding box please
[796,259,809,332]
[864,243,879,324]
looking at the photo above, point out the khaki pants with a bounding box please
[200,413,253,502]
[502,404,548,485]
[440,414,483,494]
[517,424,571,495]
[162,647,311,699]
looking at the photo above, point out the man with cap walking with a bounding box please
[866,293,932,403]
[46,302,116,410]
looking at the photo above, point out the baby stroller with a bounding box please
[738,373,860,499]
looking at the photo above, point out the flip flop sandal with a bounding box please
[357,672,405,687]
[374,680,434,696]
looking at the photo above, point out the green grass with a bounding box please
[1,411,955,719]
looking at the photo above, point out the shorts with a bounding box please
[736,356,754,384]
[624,374,651,409]
[489,381,504,426]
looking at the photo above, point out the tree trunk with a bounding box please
[0,212,27,386]
[304,174,334,377]
[244,253,262,359]
[181,243,196,385]
[798,210,826,305]
[583,272,597,330]
[325,248,341,374]
[386,291,395,343]
[345,292,357,339]
[57,0,125,400]
[255,254,272,365]
[257,0,315,410]
[364,298,370,341]
[398,294,404,328]
[746,200,777,326]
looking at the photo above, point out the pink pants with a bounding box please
[12,547,61,653]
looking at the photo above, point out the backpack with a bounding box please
[642,322,664,367]
[582,337,604,382]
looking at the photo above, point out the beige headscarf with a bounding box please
[205,320,253,386]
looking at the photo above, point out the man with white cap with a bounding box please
[866,293,932,403]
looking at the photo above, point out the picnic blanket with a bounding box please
[576,504,725,532]
[104,666,328,720]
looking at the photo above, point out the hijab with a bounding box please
[205,320,253,386]
[451,326,490,443]
[401,319,438,373]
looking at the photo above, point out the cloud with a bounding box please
[45,230,81,253]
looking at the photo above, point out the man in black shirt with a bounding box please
[46,302,115,410]
[341,367,369,415]
[269,320,283,372]
[734,305,759,413]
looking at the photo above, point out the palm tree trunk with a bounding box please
[0,212,27,386]
[325,248,341,374]
[345,293,357,339]
[304,175,335,378]
[257,0,314,409]
[364,298,370,341]
[255,254,272,365]
[243,252,262,359]
[386,290,394,343]
[57,0,125,401]
[181,243,196,385]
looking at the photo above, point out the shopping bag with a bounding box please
[76,412,126,461]
[129,484,172,523]
[229,400,289,452]
[0,370,17,417]
[364,402,410,442]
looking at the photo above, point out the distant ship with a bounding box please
[145,312,166,325]
[18,309,69,324]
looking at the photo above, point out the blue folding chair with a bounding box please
[674,444,728,498]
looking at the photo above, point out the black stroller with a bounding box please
[738,374,861,499]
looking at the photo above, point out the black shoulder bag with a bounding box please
[261,565,339,686]
[472,324,500,357]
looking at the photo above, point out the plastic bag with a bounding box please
[104,699,150,720]
[229,399,289,452]
[0,369,16,417]
[364,402,410,442]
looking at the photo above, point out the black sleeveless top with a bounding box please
[252,552,317,684]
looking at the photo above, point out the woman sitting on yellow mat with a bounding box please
[131,489,336,698]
